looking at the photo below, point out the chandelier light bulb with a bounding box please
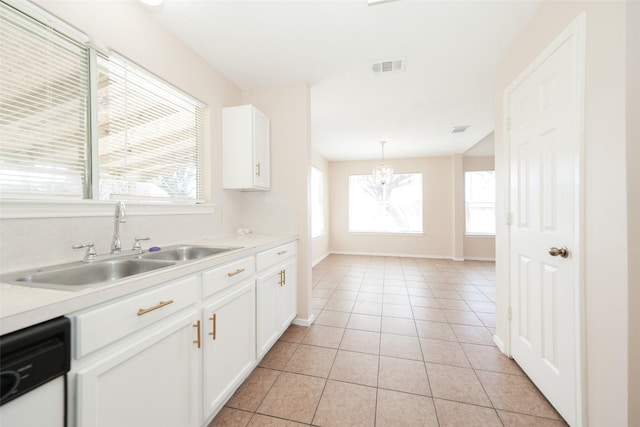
[373,140,393,186]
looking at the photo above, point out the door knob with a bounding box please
[549,246,569,258]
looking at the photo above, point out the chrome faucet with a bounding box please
[111,201,127,254]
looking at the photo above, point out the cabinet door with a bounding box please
[252,107,270,189]
[202,281,256,419]
[222,105,270,191]
[256,267,281,358]
[75,310,201,427]
[279,258,297,331]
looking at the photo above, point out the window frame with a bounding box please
[0,0,213,219]
[464,169,496,236]
[94,52,205,203]
[348,172,424,235]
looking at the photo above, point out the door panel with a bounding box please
[202,281,256,418]
[75,310,200,427]
[507,17,583,426]
[541,263,559,370]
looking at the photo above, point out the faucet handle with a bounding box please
[73,242,97,262]
[132,237,150,252]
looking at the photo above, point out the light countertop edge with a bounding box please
[0,233,297,335]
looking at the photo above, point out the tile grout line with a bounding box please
[308,255,501,426]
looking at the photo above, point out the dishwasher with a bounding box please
[0,317,71,427]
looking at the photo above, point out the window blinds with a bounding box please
[0,2,90,199]
[97,55,203,202]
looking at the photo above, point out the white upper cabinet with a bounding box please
[223,105,270,190]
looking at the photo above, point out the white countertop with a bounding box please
[0,234,296,335]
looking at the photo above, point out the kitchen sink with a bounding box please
[140,245,241,261]
[11,259,176,287]
[1,244,243,291]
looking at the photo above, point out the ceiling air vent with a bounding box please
[451,125,471,133]
[371,57,405,74]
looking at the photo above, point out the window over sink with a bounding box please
[0,1,205,209]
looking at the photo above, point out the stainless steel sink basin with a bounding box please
[1,243,242,291]
[13,259,176,287]
[140,245,241,261]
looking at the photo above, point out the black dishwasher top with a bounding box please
[0,316,71,405]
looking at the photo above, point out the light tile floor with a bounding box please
[210,255,567,426]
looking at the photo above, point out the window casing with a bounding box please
[0,1,204,207]
[349,173,423,234]
[311,167,325,238]
[465,170,496,235]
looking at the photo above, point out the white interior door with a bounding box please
[507,16,584,427]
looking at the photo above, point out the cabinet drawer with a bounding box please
[75,276,198,358]
[202,256,255,298]
[256,241,297,271]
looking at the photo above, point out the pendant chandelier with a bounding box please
[373,140,393,185]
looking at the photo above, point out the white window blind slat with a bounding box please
[97,55,203,202]
[1,2,205,204]
[0,2,89,199]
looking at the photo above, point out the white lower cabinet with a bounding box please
[70,240,297,427]
[202,280,255,420]
[75,309,201,427]
[256,256,297,359]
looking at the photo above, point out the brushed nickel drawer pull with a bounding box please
[277,250,288,255]
[137,300,174,316]
[227,268,245,277]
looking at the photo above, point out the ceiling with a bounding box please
[146,0,541,161]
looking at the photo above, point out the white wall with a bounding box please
[311,150,330,266]
[329,153,495,262]
[0,0,245,272]
[464,131,495,157]
[626,1,640,424]
[240,83,313,324]
[494,1,632,424]
[329,156,455,258]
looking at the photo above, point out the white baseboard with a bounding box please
[292,313,315,327]
[464,256,496,261]
[329,250,456,260]
[494,334,507,355]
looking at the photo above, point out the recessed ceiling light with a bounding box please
[368,0,401,6]
[140,0,164,6]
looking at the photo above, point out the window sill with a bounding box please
[0,199,217,219]
[348,231,425,236]
[465,233,496,238]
